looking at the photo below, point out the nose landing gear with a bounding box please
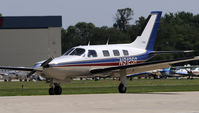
[118,83,127,93]
[49,82,62,95]
[118,70,127,93]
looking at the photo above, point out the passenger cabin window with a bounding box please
[68,48,85,56]
[113,50,120,56]
[123,50,129,56]
[103,50,110,57]
[88,50,97,57]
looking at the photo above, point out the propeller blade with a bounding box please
[41,57,53,68]
[26,70,36,78]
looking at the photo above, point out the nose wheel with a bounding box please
[49,83,62,95]
[118,72,127,93]
[118,83,127,93]
[49,87,54,95]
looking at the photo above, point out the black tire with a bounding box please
[118,83,127,93]
[49,87,54,95]
[54,86,62,95]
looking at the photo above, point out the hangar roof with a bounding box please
[0,16,62,29]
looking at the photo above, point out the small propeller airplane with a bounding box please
[0,11,199,95]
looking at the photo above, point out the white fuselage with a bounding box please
[34,44,152,81]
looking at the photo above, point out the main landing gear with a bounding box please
[49,80,62,95]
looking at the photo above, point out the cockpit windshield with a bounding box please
[63,48,85,56]
[63,48,75,55]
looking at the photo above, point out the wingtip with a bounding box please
[184,50,194,53]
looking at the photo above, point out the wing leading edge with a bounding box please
[90,56,199,75]
[0,66,34,71]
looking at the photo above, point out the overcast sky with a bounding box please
[0,0,198,28]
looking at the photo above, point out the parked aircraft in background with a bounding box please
[191,67,199,75]
[172,66,199,78]
[0,69,44,81]
[126,70,162,79]
[0,11,199,95]
[175,68,188,75]
[0,69,20,81]
[158,65,199,79]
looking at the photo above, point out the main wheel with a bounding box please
[49,87,54,95]
[54,85,62,95]
[118,83,127,93]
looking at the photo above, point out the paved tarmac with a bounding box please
[1,92,199,113]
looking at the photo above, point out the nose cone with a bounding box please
[32,61,43,70]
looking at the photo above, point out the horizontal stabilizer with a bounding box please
[150,50,194,55]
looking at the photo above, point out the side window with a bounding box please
[123,50,129,56]
[103,50,110,57]
[88,50,97,57]
[113,50,120,56]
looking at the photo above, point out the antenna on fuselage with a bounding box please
[106,38,109,45]
[88,41,90,46]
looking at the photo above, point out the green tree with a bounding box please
[91,27,131,45]
[126,16,147,42]
[61,22,131,53]
[113,8,134,32]
[61,22,96,53]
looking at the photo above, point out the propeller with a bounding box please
[26,57,53,78]
[41,57,53,68]
[27,70,36,78]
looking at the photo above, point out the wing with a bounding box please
[0,66,36,78]
[0,66,34,71]
[90,56,199,75]
[0,58,53,77]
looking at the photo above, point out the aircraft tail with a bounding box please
[130,11,162,51]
